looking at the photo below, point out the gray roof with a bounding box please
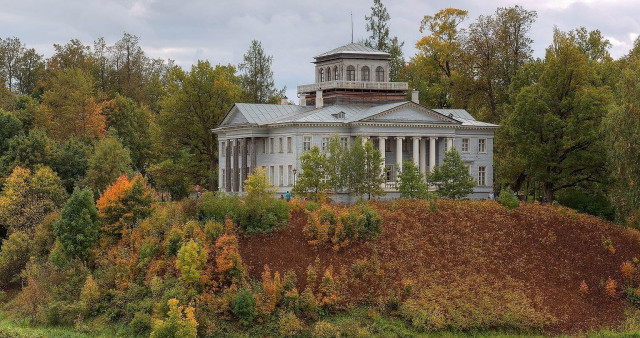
[433,109,498,127]
[314,43,389,58]
[218,102,498,130]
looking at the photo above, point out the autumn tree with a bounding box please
[37,67,105,140]
[176,240,208,287]
[0,166,67,235]
[407,8,468,108]
[0,37,24,92]
[54,188,99,260]
[85,137,133,195]
[158,61,241,191]
[429,149,475,199]
[96,174,154,239]
[238,40,284,103]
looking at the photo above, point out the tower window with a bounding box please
[346,66,355,81]
[361,66,370,81]
[376,66,384,82]
[319,68,325,82]
[327,67,331,82]
[334,66,339,80]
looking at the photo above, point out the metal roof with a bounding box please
[220,103,498,129]
[314,43,389,58]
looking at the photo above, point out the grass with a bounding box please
[0,311,134,338]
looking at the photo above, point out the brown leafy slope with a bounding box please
[240,200,640,333]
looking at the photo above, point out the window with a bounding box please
[334,66,339,80]
[462,138,469,153]
[340,136,349,149]
[270,138,274,154]
[361,66,370,81]
[303,136,312,151]
[327,67,331,81]
[262,139,266,153]
[375,66,384,82]
[287,137,292,153]
[478,166,486,186]
[319,68,324,82]
[321,137,329,152]
[270,166,275,184]
[288,165,293,186]
[279,165,284,187]
[279,137,283,153]
[478,138,487,153]
[346,66,355,81]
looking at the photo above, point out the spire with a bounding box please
[351,11,353,43]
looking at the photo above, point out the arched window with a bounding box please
[319,68,324,82]
[326,67,331,82]
[346,65,355,81]
[376,66,385,82]
[361,66,370,82]
[334,66,339,80]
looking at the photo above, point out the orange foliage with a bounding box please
[259,265,283,315]
[621,262,635,281]
[605,277,617,297]
[579,281,589,296]
[215,219,244,283]
[96,173,153,239]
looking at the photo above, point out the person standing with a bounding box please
[285,191,291,202]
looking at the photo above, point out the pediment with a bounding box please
[220,106,248,126]
[363,103,459,124]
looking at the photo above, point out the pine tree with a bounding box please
[429,149,475,199]
[238,40,284,103]
[53,187,99,260]
[398,160,429,199]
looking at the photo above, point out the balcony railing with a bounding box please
[297,81,409,94]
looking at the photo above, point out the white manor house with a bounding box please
[213,43,497,199]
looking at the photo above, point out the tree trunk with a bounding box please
[543,182,554,202]
[209,153,217,192]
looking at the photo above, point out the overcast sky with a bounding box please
[2,0,638,101]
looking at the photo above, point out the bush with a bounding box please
[130,311,152,335]
[556,189,615,221]
[198,192,241,223]
[0,231,30,286]
[497,188,519,210]
[204,220,224,242]
[313,320,340,337]
[304,203,382,247]
[150,298,197,338]
[279,312,304,336]
[231,288,256,326]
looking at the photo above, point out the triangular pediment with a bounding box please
[220,105,248,127]
[362,102,460,124]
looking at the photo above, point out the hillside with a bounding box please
[240,200,640,334]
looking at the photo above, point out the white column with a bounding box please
[412,137,420,165]
[379,137,386,171]
[396,137,404,174]
[361,136,369,146]
[419,138,427,174]
[447,137,454,151]
[429,137,437,172]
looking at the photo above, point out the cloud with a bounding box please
[1,0,638,101]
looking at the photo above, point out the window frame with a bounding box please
[346,66,355,81]
[303,136,312,152]
[361,66,370,82]
[321,137,329,152]
[461,138,470,153]
[478,138,487,154]
[287,137,292,153]
[478,166,486,186]
[375,66,384,82]
[279,137,283,153]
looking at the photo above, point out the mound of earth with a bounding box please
[239,200,640,333]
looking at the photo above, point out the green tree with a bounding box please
[293,146,327,201]
[325,135,346,192]
[85,136,133,196]
[0,230,30,286]
[364,0,405,81]
[48,138,91,193]
[238,40,284,103]
[158,61,241,191]
[0,37,24,92]
[102,94,152,171]
[502,28,612,201]
[429,149,475,199]
[604,42,640,227]
[53,188,99,260]
[398,160,429,199]
[0,110,22,154]
[345,137,366,196]
[0,128,51,176]
[362,140,386,200]
[0,166,67,235]
[15,47,43,95]
[244,167,276,208]
[176,240,207,287]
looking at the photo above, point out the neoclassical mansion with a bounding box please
[213,43,497,199]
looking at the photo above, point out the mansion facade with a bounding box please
[213,43,497,199]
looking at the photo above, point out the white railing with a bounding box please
[297,81,409,93]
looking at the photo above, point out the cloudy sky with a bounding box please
[2,0,638,100]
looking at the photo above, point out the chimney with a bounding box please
[299,94,306,106]
[280,96,288,105]
[411,90,419,104]
[316,90,323,108]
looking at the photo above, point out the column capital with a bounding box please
[413,136,422,141]
[378,136,387,140]
[430,136,439,140]
[396,136,405,140]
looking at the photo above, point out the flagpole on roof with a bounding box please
[351,11,353,43]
